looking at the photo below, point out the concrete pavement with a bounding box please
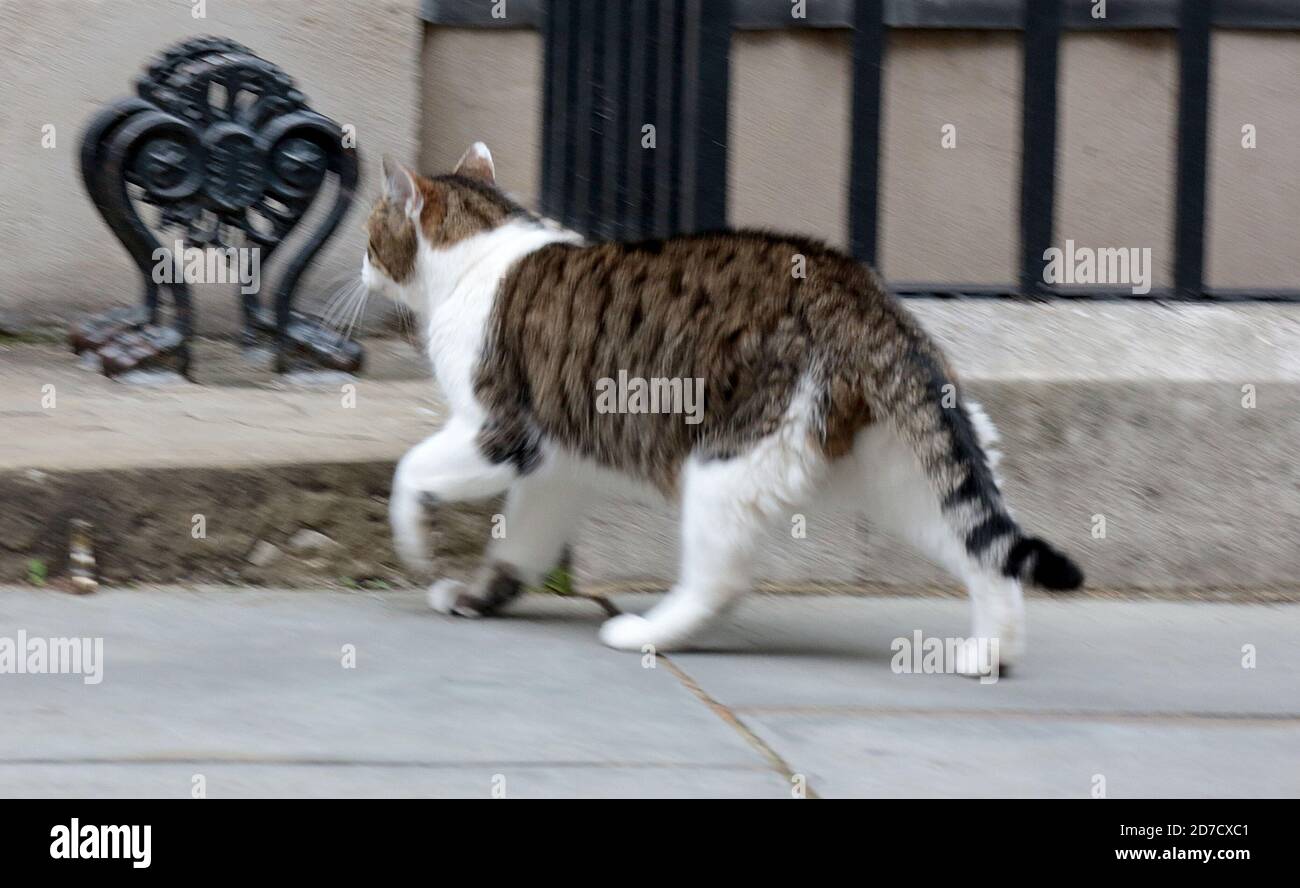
[1,587,1296,798]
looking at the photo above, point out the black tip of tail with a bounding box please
[1005,537,1084,591]
[1033,545,1084,591]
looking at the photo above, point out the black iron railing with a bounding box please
[540,0,731,239]
[421,0,1300,302]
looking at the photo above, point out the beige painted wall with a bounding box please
[420,27,543,206]
[731,29,1024,285]
[729,30,853,248]
[0,0,420,335]
[878,30,1021,284]
[1207,32,1300,288]
[1056,31,1178,289]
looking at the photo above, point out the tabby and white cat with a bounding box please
[362,143,1082,668]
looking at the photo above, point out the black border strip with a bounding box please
[421,0,1300,30]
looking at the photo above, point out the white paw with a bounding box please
[598,614,662,651]
[427,579,481,618]
[953,637,1006,681]
[995,621,1025,667]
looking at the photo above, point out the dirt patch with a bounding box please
[0,463,496,589]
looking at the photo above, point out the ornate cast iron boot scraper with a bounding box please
[74,36,362,378]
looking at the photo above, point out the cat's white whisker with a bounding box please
[342,289,370,342]
[321,280,365,331]
[318,279,361,329]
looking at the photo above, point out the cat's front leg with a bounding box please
[389,417,519,575]
[429,470,590,617]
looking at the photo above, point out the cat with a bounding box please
[362,142,1083,670]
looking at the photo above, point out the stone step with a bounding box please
[4,301,1298,598]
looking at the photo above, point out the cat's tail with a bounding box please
[864,338,1083,592]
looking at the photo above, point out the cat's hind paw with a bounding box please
[953,636,1010,682]
[599,614,670,652]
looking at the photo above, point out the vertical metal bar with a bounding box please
[572,0,598,234]
[687,0,731,231]
[625,0,651,239]
[849,0,884,266]
[540,0,568,219]
[667,0,687,234]
[1018,0,1061,298]
[601,0,632,239]
[1174,0,1212,299]
[653,0,680,237]
[559,1,586,226]
[679,0,702,231]
[586,0,608,236]
[638,0,661,238]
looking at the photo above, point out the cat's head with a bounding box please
[361,142,523,308]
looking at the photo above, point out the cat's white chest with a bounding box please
[425,293,492,413]
[418,217,583,416]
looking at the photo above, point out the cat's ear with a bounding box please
[382,155,424,220]
[453,142,496,186]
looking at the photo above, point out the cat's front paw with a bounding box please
[598,614,659,651]
[427,579,483,618]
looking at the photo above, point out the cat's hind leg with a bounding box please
[599,432,825,652]
[430,468,590,617]
[851,423,1026,671]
